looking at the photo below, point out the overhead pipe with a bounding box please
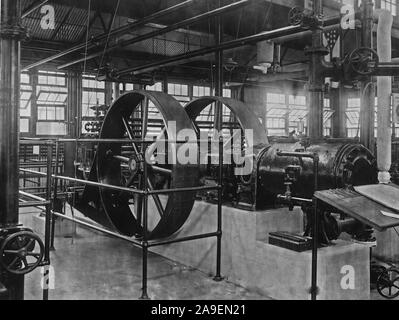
[359,0,375,152]
[376,9,393,184]
[117,14,341,76]
[22,0,49,18]
[23,0,195,71]
[57,0,252,70]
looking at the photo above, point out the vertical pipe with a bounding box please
[0,0,23,226]
[360,0,375,152]
[43,144,53,301]
[214,136,223,281]
[214,3,223,132]
[50,141,60,250]
[376,10,393,183]
[65,71,82,178]
[311,154,319,300]
[307,0,326,140]
[140,147,149,300]
[113,82,120,100]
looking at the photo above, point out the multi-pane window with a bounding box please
[381,0,397,16]
[168,83,190,106]
[266,93,287,136]
[20,72,32,134]
[147,82,163,92]
[36,71,67,135]
[324,98,333,137]
[82,75,105,118]
[81,75,106,134]
[288,95,308,135]
[346,98,360,137]
[146,82,164,138]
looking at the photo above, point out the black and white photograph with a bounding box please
[1,0,399,307]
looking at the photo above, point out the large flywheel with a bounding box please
[77,91,199,240]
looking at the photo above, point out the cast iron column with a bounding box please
[307,0,327,140]
[359,0,375,152]
[214,3,223,132]
[64,71,82,178]
[0,0,24,227]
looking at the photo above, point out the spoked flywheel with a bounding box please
[81,91,199,240]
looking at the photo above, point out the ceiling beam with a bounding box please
[22,0,196,71]
[116,15,341,76]
[57,0,253,70]
[22,0,49,19]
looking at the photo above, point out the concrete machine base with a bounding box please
[150,201,370,300]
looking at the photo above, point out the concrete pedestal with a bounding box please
[32,214,76,237]
[149,200,370,300]
[374,229,399,262]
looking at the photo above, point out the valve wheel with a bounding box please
[377,268,399,299]
[288,7,303,26]
[349,47,379,76]
[0,231,44,275]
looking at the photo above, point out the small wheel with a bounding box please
[377,268,399,299]
[0,231,44,275]
[288,7,303,26]
[349,48,379,76]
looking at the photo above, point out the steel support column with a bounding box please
[0,0,24,227]
[214,8,223,132]
[331,87,347,138]
[65,71,82,178]
[360,0,375,152]
[0,0,25,301]
[307,0,327,140]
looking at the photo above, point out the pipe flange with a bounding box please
[0,24,27,40]
[304,46,330,56]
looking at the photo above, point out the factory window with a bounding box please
[20,72,32,134]
[119,83,134,94]
[381,0,397,16]
[346,98,360,137]
[147,82,163,92]
[168,83,190,106]
[82,75,106,119]
[288,95,308,136]
[193,85,211,97]
[146,82,165,138]
[36,71,67,136]
[267,93,288,136]
[324,99,334,137]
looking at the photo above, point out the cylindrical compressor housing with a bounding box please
[256,141,377,208]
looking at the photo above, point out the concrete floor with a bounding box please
[20,210,267,300]
[17,208,395,300]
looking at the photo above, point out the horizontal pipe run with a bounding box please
[20,168,219,195]
[147,185,221,195]
[276,195,313,204]
[118,15,341,76]
[19,140,55,146]
[57,0,253,69]
[19,200,50,208]
[22,0,49,18]
[21,138,204,144]
[19,168,146,195]
[276,151,318,159]
[51,211,141,245]
[23,0,195,70]
[147,232,219,247]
